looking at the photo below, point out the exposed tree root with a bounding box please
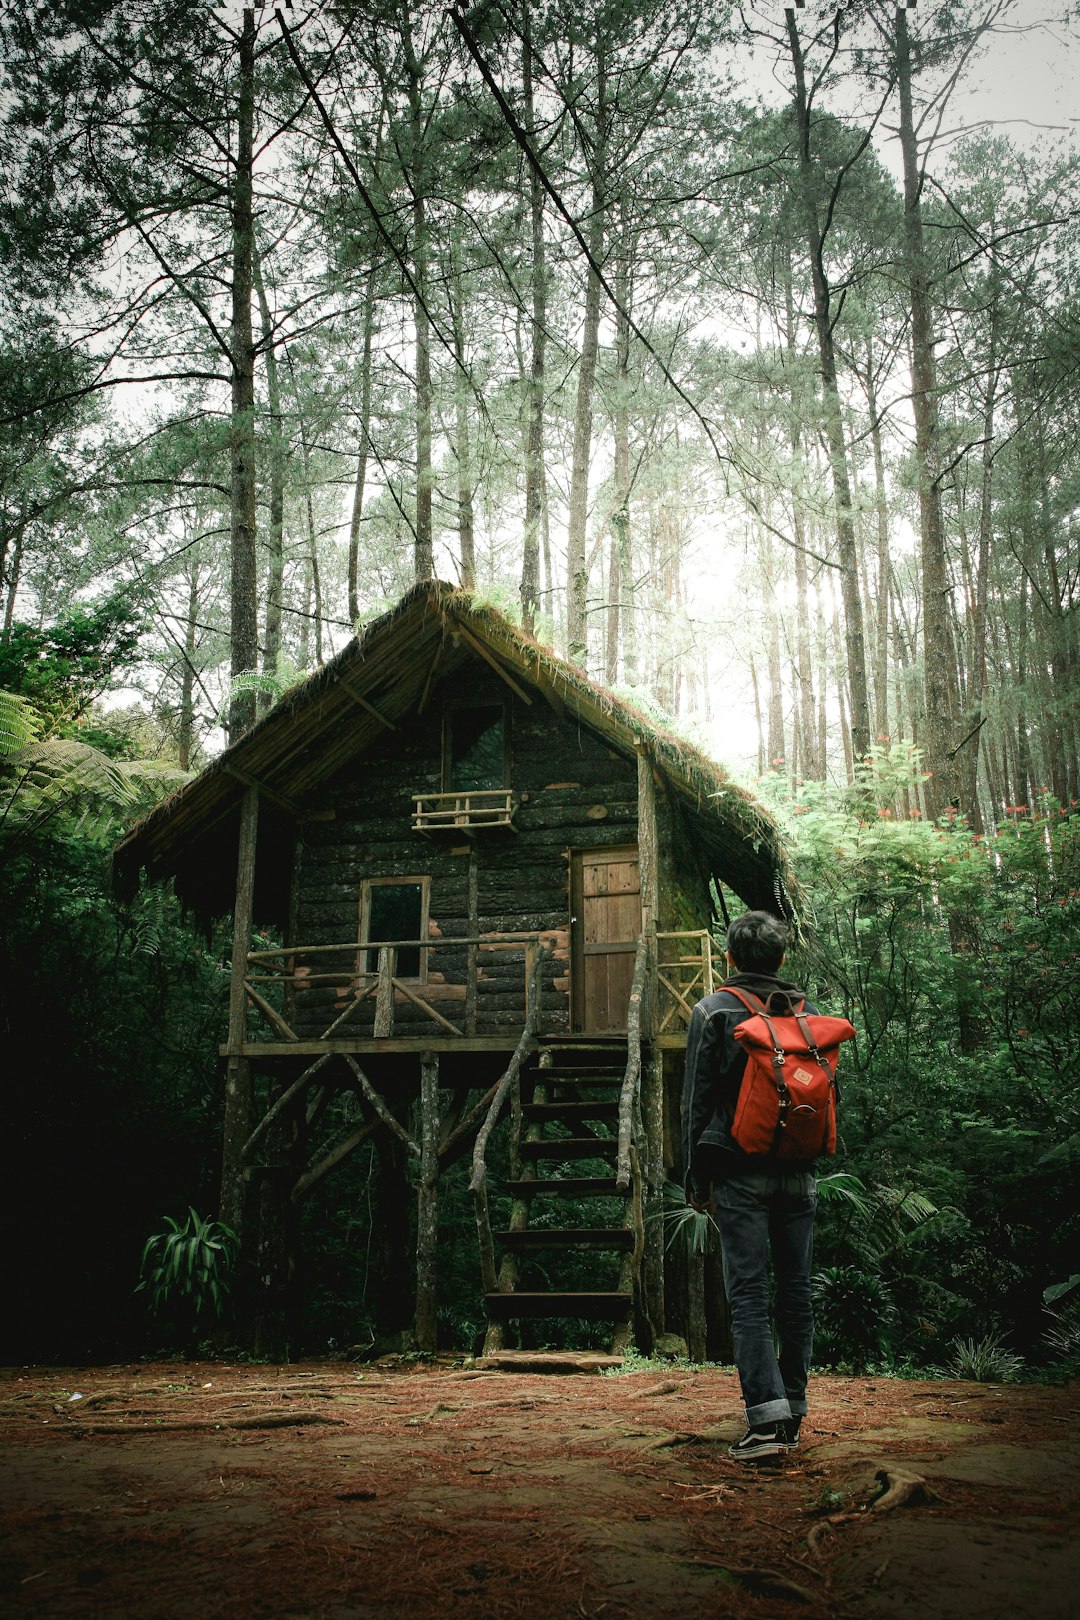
[69,1411,345,1435]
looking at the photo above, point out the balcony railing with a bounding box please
[241,932,552,1044]
[655,929,715,1031]
[412,788,516,834]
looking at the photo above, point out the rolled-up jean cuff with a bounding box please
[787,1399,807,1418]
[745,1397,791,1427]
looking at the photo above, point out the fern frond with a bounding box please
[216,670,286,726]
[0,738,138,841]
[0,691,44,756]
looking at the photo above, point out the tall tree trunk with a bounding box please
[1015,570,1033,808]
[299,428,324,668]
[178,557,200,773]
[609,213,632,687]
[450,234,476,589]
[750,653,766,777]
[1,511,24,640]
[1033,398,1080,801]
[785,9,871,764]
[959,303,998,826]
[228,6,259,742]
[605,530,620,684]
[566,49,607,667]
[520,0,546,635]
[864,345,892,741]
[254,246,284,714]
[766,565,785,771]
[403,2,433,583]
[348,266,378,627]
[896,4,961,817]
[833,599,854,784]
[781,266,819,776]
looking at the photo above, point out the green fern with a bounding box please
[0,690,43,756]
[0,738,187,844]
[217,670,287,725]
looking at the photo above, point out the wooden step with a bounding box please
[503,1178,629,1198]
[494,1228,634,1251]
[543,1076,625,1090]
[542,1062,626,1077]
[523,1101,619,1122]
[484,1290,632,1321]
[538,1040,628,1052]
[520,1137,618,1159]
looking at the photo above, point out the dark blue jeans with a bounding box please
[713,1169,817,1427]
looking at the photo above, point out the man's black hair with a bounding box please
[726,910,788,974]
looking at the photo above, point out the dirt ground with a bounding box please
[0,1358,1076,1620]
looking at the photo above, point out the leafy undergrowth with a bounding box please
[0,1360,1075,1619]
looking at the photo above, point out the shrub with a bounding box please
[945,1333,1025,1382]
[138,1208,238,1348]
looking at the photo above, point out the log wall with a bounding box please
[289,667,644,1041]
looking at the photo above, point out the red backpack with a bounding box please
[724,988,856,1161]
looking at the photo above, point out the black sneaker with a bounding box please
[728,1425,789,1462]
[778,1416,802,1446]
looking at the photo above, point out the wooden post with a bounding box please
[524,939,536,1020]
[636,744,659,921]
[466,846,479,1035]
[253,1165,294,1362]
[636,744,659,1034]
[632,743,664,1345]
[220,784,259,1236]
[374,946,395,1037]
[373,1130,413,1350]
[688,1248,707,1364]
[415,1051,440,1353]
[641,1048,666,1341]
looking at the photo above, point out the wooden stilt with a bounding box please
[415,1051,440,1352]
[641,1047,666,1343]
[220,784,259,1236]
[373,1131,413,1350]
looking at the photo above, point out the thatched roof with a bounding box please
[113,581,798,929]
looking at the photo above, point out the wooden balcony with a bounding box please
[412,788,517,834]
[230,932,558,1056]
[226,928,706,1058]
[655,929,716,1032]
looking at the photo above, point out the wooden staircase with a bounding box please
[483,1040,639,1354]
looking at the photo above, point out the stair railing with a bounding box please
[616,929,652,1192]
[469,945,549,1294]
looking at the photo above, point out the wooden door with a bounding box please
[571,846,642,1034]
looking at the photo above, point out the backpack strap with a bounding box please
[719,986,767,1017]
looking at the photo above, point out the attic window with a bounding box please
[444,703,507,792]
[360,877,428,979]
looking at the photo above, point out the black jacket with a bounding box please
[681,972,820,1199]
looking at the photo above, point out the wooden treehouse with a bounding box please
[114,583,796,1361]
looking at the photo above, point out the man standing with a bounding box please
[682,910,821,1462]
